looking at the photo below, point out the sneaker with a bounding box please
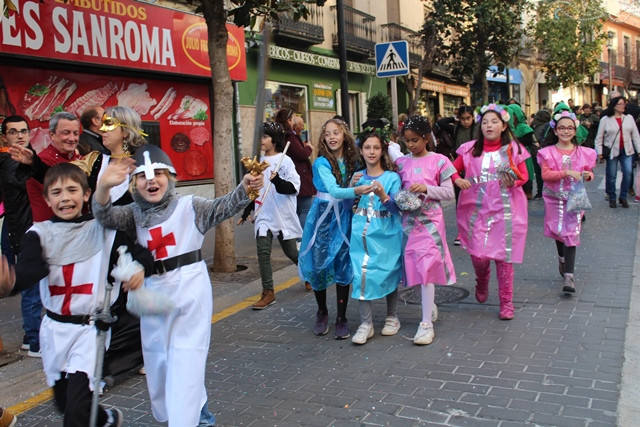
[313,311,329,336]
[106,408,123,427]
[562,274,576,295]
[413,322,435,345]
[0,407,17,427]
[453,234,461,246]
[304,281,312,291]
[21,335,30,351]
[432,304,438,322]
[351,323,374,345]
[634,196,640,204]
[334,317,350,339]
[138,366,146,375]
[27,343,41,358]
[380,316,401,336]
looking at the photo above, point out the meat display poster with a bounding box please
[0,0,246,81]
[0,65,214,182]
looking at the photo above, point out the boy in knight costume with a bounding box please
[91,145,263,426]
[0,163,154,427]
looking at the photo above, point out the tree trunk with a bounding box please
[203,0,237,273]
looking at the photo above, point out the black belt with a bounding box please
[46,310,92,325]
[153,249,203,275]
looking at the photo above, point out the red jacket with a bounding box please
[27,144,82,222]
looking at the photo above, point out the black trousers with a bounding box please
[53,371,109,427]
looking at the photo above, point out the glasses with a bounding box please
[556,126,576,132]
[6,128,29,136]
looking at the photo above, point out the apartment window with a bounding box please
[624,36,631,68]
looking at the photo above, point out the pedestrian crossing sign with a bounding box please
[375,41,409,78]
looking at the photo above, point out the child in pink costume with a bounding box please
[452,104,530,320]
[396,115,456,345]
[537,111,596,294]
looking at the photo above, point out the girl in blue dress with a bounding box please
[349,130,403,345]
[298,118,373,339]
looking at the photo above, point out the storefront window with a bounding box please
[265,81,308,122]
[443,95,463,117]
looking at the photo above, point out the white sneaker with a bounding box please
[432,304,438,322]
[413,322,435,345]
[381,316,401,336]
[351,323,374,345]
[27,349,42,358]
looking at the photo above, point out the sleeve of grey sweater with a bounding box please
[91,198,137,235]
[192,183,251,234]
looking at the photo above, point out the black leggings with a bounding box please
[556,241,576,274]
[54,371,109,427]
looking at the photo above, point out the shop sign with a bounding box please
[0,0,247,81]
[312,82,333,110]
[268,45,375,75]
[0,64,214,182]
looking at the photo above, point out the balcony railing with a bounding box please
[330,5,376,59]
[379,23,423,68]
[273,4,324,46]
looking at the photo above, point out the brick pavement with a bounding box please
[7,168,640,426]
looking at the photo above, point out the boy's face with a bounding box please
[135,169,169,204]
[44,177,90,220]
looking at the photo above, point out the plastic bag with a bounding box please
[566,180,592,212]
[394,189,423,211]
[111,246,175,317]
[126,286,175,317]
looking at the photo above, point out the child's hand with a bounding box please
[455,178,471,190]
[408,183,427,194]
[0,256,16,297]
[243,173,264,191]
[9,145,34,165]
[123,269,144,291]
[371,180,388,200]
[582,171,594,181]
[101,157,136,189]
[354,183,375,195]
[351,172,363,187]
[270,171,278,180]
[499,172,515,188]
[565,170,582,181]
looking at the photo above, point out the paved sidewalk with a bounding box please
[4,166,640,426]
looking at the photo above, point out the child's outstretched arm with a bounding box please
[192,174,264,234]
[92,158,137,233]
[0,232,49,297]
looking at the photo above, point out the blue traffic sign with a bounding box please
[375,41,409,78]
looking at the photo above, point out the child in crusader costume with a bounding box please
[453,104,530,320]
[0,163,154,427]
[538,111,596,294]
[92,145,263,426]
[396,115,457,345]
[298,118,373,339]
[349,129,403,345]
[239,122,302,309]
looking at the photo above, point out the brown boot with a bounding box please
[252,290,276,310]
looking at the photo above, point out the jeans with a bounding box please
[296,196,313,230]
[257,230,298,291]
[2,221,42,349]
[199,400,216,426]
[606,150,633,200]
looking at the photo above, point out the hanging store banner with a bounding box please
[0,0,247,81]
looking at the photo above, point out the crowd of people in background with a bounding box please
[0,92,635,426]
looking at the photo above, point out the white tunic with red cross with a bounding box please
[32,223,119,388]
[135,196,210,426]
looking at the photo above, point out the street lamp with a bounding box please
[607,31,614,97]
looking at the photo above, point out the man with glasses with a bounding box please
[0,115,41,357]
[78,105,107,156]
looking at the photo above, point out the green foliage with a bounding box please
[227,0,326,29]
[423,0,527,102]
[366,93,392,123]
[530,0,607,89]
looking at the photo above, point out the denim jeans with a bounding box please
[296,195,313,230]
[606,150,633,200]
[1,221,42,349]
[199,400,216,426]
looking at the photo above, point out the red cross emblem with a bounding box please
[48,264,93,315]
[147,226,176,259]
